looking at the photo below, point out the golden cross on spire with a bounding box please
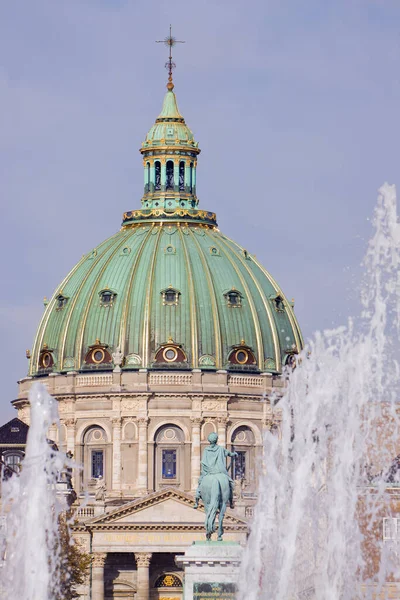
[156,25,185,91]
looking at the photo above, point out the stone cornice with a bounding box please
[76,522,248,533]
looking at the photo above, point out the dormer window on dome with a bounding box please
[271,294,285,312]
[56,294,68,310]
[161,287,180,306]
[99,289,116,307]
[38,344,54,372]
[154,338,187,366]
[225,289,243,308]
[285,352,298,369]
[228,341,257,369]
[83,339,112,369]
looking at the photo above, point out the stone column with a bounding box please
[185,160,191,191]
[92,552,107,600]
[135,552,152,600]
[64,418,76,455]
[190,417,202,492]
[48,423,58,446]
[174,160,180,192]
[192,163,197,193]
[160,157,166,189]
[217,416,228,447]
[137,417,149,494]
[111,417,122,493]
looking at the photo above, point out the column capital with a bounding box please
[92,552,107,568]
[111,416,123,426]
[135,552,152,568]
[190,416,203,425]
[64,417,76,427]
[137,416,149,427]
[217,415,229,425]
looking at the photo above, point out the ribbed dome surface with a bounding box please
[30,222,303,375]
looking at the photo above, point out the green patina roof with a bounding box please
[158,89,183,120]
[30,222,302,374]
[29,82,303,375]
[142,90,199,149]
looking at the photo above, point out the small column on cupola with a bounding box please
[139,27,201,212]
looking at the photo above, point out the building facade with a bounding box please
[12,69,303,600]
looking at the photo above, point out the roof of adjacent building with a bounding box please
[0,418,29,445]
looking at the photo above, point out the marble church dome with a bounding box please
[29,85,303,378]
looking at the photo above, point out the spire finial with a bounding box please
[156,25,185,91]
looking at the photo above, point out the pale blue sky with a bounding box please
[1,0,400,421]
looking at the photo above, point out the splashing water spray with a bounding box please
[0,383,64,600]
[239,184,400,600]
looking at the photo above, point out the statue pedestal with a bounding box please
[176,541,242,600]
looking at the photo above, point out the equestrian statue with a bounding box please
[193,432,238,541]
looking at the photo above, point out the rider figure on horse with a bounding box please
[193,432,238,509]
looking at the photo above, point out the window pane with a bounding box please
[5,454,21,470]
[162,449,177,479]
[233,451,246,480]
[228,293,238,305]
[92,450,104,478]
[166,161,174,190]
[155,162,161,190]
[165,291,176,303]
[179,162,185,191]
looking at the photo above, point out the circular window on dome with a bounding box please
[40,351,54,369]
[209,247,220,256]
[92,349,105,364]
[235,350,249,364]
[163,347,178,362]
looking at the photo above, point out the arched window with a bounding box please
[166,160,174,190]
[2,452,23,479]
[179,161,185,192]
[154,574,183,588]
[155,161,161,191]
[231,426,255,485]
[83,426,108,489]
[154,425,185,490]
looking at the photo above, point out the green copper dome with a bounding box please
[29,83,303,377]
[142,90,199,148]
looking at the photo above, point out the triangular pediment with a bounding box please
[85,488,248,530]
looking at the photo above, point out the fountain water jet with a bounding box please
[239,183,400,600]
[0,383,64,600]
